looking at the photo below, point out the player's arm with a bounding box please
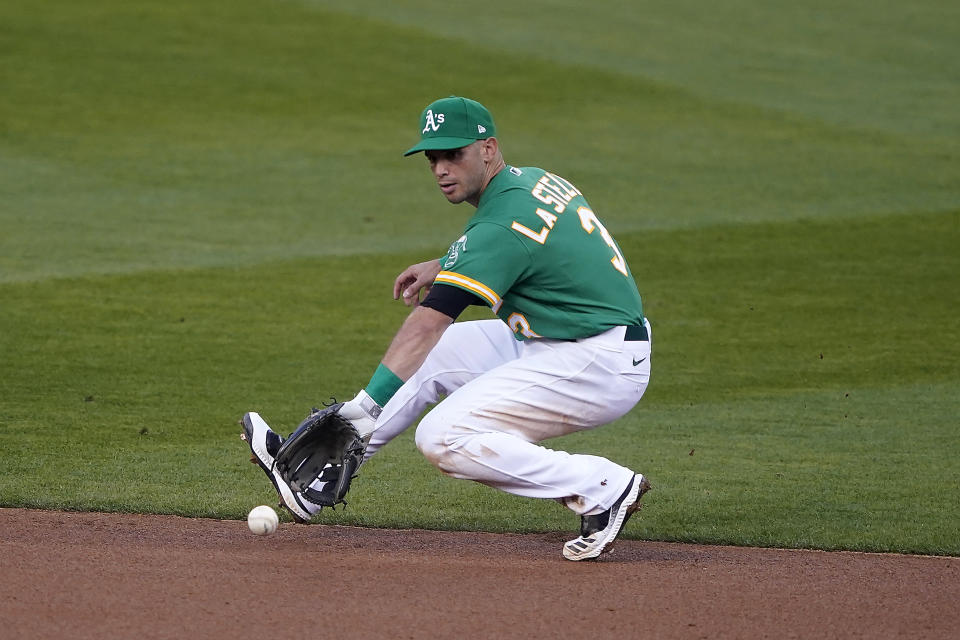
[380,305,452,379]
[338,283,484,436]
[383,283,485,376]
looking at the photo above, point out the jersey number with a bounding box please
[508,313,541,339]
[577,207,629,276]
[514,175,629,278]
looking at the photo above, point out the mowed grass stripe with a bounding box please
[3,1,957,283]
[307,0,960,138]
[1,210,956,553]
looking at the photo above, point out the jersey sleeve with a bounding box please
[435,222,530,313]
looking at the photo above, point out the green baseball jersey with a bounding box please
[437,166,643,340]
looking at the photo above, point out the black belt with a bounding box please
[624,324,649,342]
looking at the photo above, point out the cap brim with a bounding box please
[403,136,479,157]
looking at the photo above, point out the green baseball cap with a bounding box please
[403,96,496,157]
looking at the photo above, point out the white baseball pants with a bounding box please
[365,319,651,515]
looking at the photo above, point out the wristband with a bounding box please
[365,363,404,407]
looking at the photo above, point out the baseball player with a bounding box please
[243,96,652,560]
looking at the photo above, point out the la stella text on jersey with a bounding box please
[531,172,582,214]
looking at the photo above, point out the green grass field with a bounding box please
[2,1,958,555]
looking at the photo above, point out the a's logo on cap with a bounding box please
[422,109,445,134]
[478,124,486,134]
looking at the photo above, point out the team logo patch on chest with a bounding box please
[444,234,468,268]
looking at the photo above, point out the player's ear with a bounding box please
[480,137,498,161]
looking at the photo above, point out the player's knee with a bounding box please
[415,412,462,472]
[414,414,446,465]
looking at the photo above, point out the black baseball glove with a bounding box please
[273,403,366,508]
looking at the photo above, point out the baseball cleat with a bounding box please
[240,412,321,524]
[562,473,651,561]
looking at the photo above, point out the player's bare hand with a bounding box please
[393,260,442,306]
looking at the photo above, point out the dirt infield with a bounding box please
[1,508,957,639]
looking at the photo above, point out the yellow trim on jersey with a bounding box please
[435,271,502,312]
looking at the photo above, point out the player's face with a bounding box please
[425,142,486,206]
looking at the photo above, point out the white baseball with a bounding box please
[247,505,279,535]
